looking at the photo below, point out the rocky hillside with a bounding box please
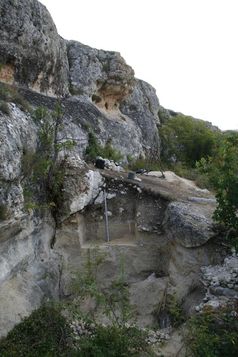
[1,1,236,355]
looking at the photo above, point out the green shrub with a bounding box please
[85,132,102,160]
[85,132,123,162]
[0,304,150,357]
[197,134,238,243]
[0,305,73,357]
[0,84,9,101]
[102,139,123,162]
[185,307,238,357]
[170,163,211,189]
[21,103,77,216]
[160,114,219,167]
[128,158,164,173]
[69,248,150,355]
[71,249,134,326]
[33,106,49,122]
[0,83,30,112]
[11,91,30,112]
[0,204,9,220]
[0,101,10,115]
[78,324,148,357]
[165,294,185,328]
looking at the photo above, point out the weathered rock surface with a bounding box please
[19,87,156,159]
[164,201,215,248]
[55,155,104,221]
[0,0,162,159]
[0,0,69,96]
[120,79,161,154]
[0,214,60,336]
[67,41,134,104]
[130,274,168,327]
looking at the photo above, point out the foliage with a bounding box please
[32,106,49,122]
[0,83,30,112]
[0,251,150,357]
[128,157,164,173]
[69,250,151,356]
[163,162,211,189]
[212,135,238,231]
[0,304,149,357]
[197,134,238,245]
[71,250,133,326]
[0,101,10,115]
[102,139,123,162]
[0,305,73,357]
[85,132,102,160]
[85,132,122,162]
[77,324,148,357]
[165,294,185,328]
[21,103,75,214]
[185,307,238,357]
[0,204,9,220]
[160,114,219,167]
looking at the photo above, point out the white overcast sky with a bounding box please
[40,0,238,131]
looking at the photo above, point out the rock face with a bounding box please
[0,0,69,96]
[120,79,161,155]
[66,41,160,158]
[0,102,36,218]
[67,41,135,105]
[0,0,224,340]
[0,0,161,159]
[164,201,215,248]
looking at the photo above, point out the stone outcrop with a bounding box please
[0,0,161,159]
[0,0,69,96]
[120,79,161,155]
[0,101,37,218]
[67,41,135,106]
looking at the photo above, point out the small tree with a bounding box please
[212,135,238,231]
[197,133,238,245]
[160,114,218,167]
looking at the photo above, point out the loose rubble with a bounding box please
[195,252,238,312]
[70,319,171,346]
[70,319,96,340]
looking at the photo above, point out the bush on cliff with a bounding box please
[0,305,72,357]
[185,306,238,357]
[85,132,122,162]
[160,114,219,167]
[197,133,238,247]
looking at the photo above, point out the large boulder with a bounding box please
[57,155,104,221]
[163,201,215,248]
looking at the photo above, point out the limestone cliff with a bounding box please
[0,0,227,345]
[0,0,69,96]
[0,0,160,160]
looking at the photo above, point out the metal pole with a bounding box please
[103,189,110,242]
